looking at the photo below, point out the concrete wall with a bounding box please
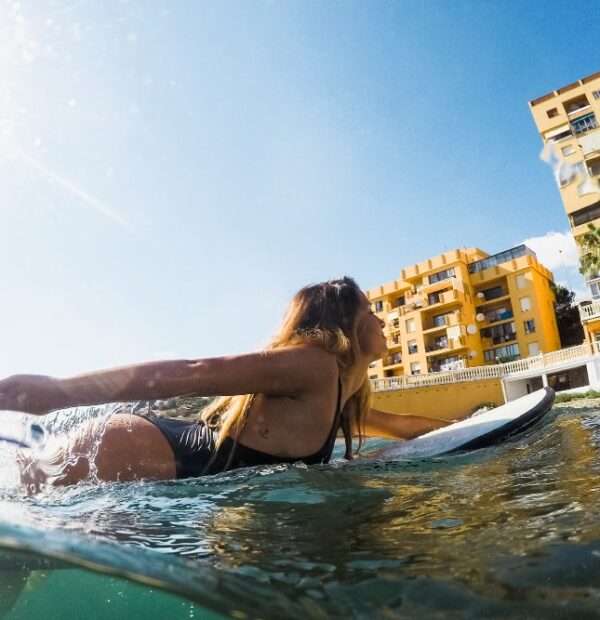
[504,380,530,401]
[372,378,505,420]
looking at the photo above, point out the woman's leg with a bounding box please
[18,414,177,491]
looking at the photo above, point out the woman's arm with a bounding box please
[359,408,453,440]
[0,346,337,415]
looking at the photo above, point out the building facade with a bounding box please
[528,70,600,342]
[366,245,561,380]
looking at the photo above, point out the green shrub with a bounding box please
[554,389,600,403]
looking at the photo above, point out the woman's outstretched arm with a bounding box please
[360,408,451,440]
[0,346,337,415]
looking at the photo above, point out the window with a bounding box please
[516,274,527,289]
[433,313,449,327]
[393,296,405,308]
[571,200,600,227]
[391,352,402,364]
[593,90,600,100]
[524,319,536,334]
[590,279,600,300]
[528,342,540,356]
[520,297,531,312]
[547,108,558,118]
[369,374,378,380]
[410,362,421,375]
[561,145,576,156]
[392,318,400,329]
[374,301,384,312]
[405,318,416,333]
[408,339,418,354]
[468,245,534,274]
[428,267,456,285]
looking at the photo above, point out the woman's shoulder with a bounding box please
[279,344,339,374]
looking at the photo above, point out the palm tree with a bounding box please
[579,223,600,278]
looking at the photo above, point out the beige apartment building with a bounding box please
[366,246,560,380]
[529,70,600,342]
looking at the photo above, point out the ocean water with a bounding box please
[1,403,600,619]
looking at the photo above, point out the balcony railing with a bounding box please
[579,300,600,322]
[572,113,598,136]
[371,342,598,392]
[567,103,591,117]
[425,337,465,355]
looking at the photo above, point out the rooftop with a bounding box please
[529,70,600,107]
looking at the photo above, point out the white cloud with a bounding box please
[522,230,579,271]
[521,230,593,302]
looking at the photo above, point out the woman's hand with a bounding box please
[0,375,65,415]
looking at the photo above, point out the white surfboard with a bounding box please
[0,412,46,449]
[372,387,555,460]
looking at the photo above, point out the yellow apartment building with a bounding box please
[366,245,561,380]
[529,70,600,342]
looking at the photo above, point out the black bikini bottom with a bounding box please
[131,413,223,478]
[131,412,327,478]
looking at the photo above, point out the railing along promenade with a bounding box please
[371,342,600,392]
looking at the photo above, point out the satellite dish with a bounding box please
[466,324,477,335]
[476,292,485,298]
[476,313,485,322]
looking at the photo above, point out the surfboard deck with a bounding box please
[372,387,555,460]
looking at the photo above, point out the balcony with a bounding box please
[425,337,449,352]
[424,337,466,356]
[579,300,600,322]
[426,289,463,309]
[422,312,461,333]
[386,335,402,350]
[483,333,517,346]
[481,308,514,324]
[580,132,600,157]
[571,113,598,136]
[383,353,403,368]
[429,358,466,373]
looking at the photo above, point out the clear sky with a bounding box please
[1,1,599,378]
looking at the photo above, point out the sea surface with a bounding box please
[1,402,600,619]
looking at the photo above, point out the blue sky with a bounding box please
[1,1,599,378]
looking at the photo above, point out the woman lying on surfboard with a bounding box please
[0,277,457,487]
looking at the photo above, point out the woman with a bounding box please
[0,277,452,487]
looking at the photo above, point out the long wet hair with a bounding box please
[199,276,371,460]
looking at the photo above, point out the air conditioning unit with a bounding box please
[476,292,485,299]
[476,313,485,322]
